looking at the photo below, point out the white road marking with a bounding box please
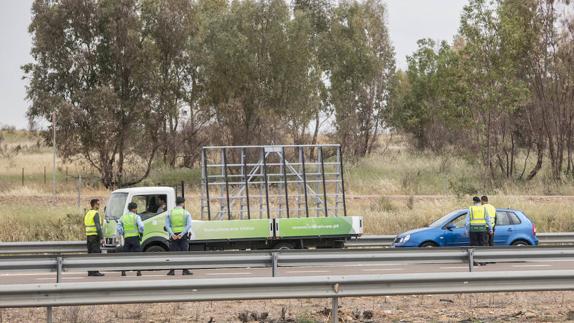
[439,266,469,269]
[205,272,253,276]
[361,268,400,272]
[0,273,85,277]
[35,277,88,281]
[285,270,329,274]
[512,264,552,268]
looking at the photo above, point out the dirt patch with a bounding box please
[1,292,572,322]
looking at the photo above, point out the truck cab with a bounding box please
[103,187,175,252]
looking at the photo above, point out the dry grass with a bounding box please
[1,292,573,322]
[1,131,574,241]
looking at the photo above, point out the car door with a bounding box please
[443,213,469,246]
[493,211,513,245]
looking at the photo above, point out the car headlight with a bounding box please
[400,234,411,244]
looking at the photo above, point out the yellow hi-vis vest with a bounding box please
[84,210,100,236]
[170,208,186,233]
[469,205,487,232]
[120,213,139,238]
[483,204,496,228]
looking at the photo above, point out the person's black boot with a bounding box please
[137,271,142,276]
[182,269,192,276]
[167,270,175,276]
[121,271,126,277]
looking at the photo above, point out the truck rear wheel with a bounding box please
[145,245,168,252]
[273,242,296,250]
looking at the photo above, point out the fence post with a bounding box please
[77,175,82,209]
[331,297,338,323]
[468,248,474,272]
[44,166,47,185]
[181,180,185,199]
[271,252,278,277]
[21,168,24,186]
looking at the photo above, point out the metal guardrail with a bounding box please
[0,241,87,254]
[0,232,572,255]
[1,270,574,323]
[1,247,573,277]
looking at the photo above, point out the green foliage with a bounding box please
[390,0,574,183]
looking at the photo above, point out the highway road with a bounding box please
[2,259,573,285]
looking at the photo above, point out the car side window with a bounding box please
[449,214,467,229]
[508,212,522,225]
[496,212,511,226]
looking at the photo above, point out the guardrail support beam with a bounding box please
[468,248,474,272]
[331,297,338,323]
[272,252,278,277]
[56,256,62,283]
[47,306,53,323]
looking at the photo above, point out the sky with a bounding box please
[0,0,468,129]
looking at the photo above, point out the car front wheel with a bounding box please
[419,241,438,248]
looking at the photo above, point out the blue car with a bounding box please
[393,208,538,247]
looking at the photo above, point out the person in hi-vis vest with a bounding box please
[465,196,493,247]
[165,196,192,276]
[84,199,105,277]
[481,196,496,246]
[117,202,144,276]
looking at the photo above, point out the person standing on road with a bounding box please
[84,198,105,277]
[165,196,193,276]
[466,196,492,248]
[117,202,145,277]
[481,196,496,246]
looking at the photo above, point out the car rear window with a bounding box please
[496,212,521,226]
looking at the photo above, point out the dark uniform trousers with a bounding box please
[86,235,102,275]
[470,231,488,246]
[169,233,189,252]
[123,236,142,252]
[488,227,496,246]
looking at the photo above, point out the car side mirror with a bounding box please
[445,224,455,231]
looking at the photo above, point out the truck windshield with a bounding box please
[105,193,128,220]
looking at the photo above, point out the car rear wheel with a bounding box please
[419,241,438,248]
[511,240,530,247]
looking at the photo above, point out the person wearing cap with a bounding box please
[117,202,145,277]
[165,196,193,275]
[466,196,493,248]
[481,196,497,246]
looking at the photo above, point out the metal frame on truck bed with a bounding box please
[200,144,348,220]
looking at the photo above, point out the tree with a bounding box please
[24,0,162,188]
[326,0,395,157]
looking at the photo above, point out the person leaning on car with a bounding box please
[481,195,496,246]
[465,196,493,247]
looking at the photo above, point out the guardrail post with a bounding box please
[467,248,474,272]
[56,256,63,283]
[331,297,338,323]
[47,306,53,323]
[272,252,278,277]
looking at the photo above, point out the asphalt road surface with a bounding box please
[1,259,573,285]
